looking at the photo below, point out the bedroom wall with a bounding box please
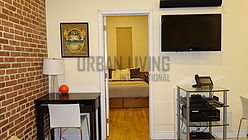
[106,16,149,72]
[46,0,248,138]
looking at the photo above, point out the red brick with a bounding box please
[6,80,17,86]
[3,45,14,50]
[2,20,14,27]
[0,87,12,94]
[14,95,24,102]
[5,3,17,12]
[5,57,16,62]
[3,0,13,5]
[10,75,16,80]
[13,84,23,90]
[0,132,7,140]
[2,98,13,106]
[0,57,4,62]
[17,58,25,62]
[9,112,19,122]
[6,91,17,98]
[20,20,28,27]
[3,33,14,39]
[0,95,5,101]
[0,1,3,6]
[15,30,24,36]
[0,38,8,44]
[13,1,22,9]
[11,52,21,56]
[0,107,6,114]
[6,69,17,74]
[0,120,8,130]
[9,17,19,24]
[21,52,29,57]
[2,8,13,16]
[11,63,21,68]
[15,35,24,41]
[0,13,9,20]
[10,40,20,46]
[0,82,5,88]
[18,68,27,73]
[0,63,11,69]
[2,122,14,132]
[14,24,23,31]
[0,51,10,57]
[0,76,4,81]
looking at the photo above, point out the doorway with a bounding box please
[106,15,149,139]
[98,10,154,140]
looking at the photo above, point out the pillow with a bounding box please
[111,69,130,80]
[130,68,140,78]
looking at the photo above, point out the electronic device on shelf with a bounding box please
[192,75,214,88]
[182,106,220,122]
[181,94,221,122]
[190,132,215,139]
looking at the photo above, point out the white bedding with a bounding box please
[108,80,149,98]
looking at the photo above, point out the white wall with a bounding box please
[106,16,149,71]
[46,0,248,138]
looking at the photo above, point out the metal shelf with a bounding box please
[179,132,223,140]
[177,115,229,127]
[177,85,228,140]
[178,98,228,108]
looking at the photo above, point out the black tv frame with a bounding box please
[161,14,222,52]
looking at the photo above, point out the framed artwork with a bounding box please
[60,22,89,57]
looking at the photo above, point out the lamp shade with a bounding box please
[43,58,64,75]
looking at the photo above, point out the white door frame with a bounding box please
[98,9,155,140]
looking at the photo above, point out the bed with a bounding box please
[108,68,149,108]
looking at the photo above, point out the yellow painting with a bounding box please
[60,23,89,57]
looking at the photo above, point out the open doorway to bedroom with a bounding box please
[106,15,150,139]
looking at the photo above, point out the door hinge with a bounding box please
[104,25,107,31]
[106,118,109,123]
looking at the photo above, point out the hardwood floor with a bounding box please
[107,108,150,140]
[107,108,248,140]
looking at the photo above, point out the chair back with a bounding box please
[240,96,248,119]
[48,104,81,128]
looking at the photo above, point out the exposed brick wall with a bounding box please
[0,0,48,139]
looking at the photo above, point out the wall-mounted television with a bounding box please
[161,14,221,52]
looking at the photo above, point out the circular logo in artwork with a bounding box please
[63,28,86,52]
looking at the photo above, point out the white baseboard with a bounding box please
[151,132,175,139]
[151,130,247,140]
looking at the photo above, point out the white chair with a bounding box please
[48,104,90,140]
[237,96,248,140]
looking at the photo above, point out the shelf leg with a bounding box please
[186,92,190,140]
[177,87,181,140]
[223,91,227,140]
[209,91,213,134]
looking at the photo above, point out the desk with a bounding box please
[34,93,101,140]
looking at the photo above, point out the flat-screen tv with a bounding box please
[161,14,221,52]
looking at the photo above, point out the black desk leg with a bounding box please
[50,129,55,140]
[98,106,101,140]
[90,111,96,140]
[35,104,45,140]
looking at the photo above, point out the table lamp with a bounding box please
[43,58,64,93]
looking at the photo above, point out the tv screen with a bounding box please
[161,14,221,52]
